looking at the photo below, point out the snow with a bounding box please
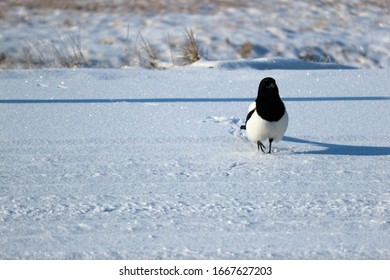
[193,57,356,70]
[1,60,390,259]
[1,0,390,69]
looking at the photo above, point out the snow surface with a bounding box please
[1,0,390,69]
[1,59,390,259]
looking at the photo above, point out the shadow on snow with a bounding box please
[284,136,390,156]
[1,96,389,157]
[1,96,389,104]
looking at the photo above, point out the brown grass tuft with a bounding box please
[176,28,202,66]
[134,32,162,69]
[23,31,86,68]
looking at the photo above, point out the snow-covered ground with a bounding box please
[1,0,390,260]
[1,59,389,259]
[1,0,390,69]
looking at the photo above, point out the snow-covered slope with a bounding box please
[1,61,390,259]
[1,0,389,69]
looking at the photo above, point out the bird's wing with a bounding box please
[241,102,256,130]
[245,108,256,124]
[241,103,256,130]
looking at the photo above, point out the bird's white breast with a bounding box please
[246,105,288,143]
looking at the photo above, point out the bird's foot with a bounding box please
[257,141,266,153]
[268,139,273,154]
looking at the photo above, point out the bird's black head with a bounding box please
[256,77,285,122]
[258,77,278,97]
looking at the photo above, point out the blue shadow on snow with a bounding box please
[0,96,389,104]
[284,136,390,156]
[1,97,388,156]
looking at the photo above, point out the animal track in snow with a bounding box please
[206,116,245,137]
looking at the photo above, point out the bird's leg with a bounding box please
[257,141,266,153]
[268,138,273,154]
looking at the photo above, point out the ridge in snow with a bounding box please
[192,57,357,70]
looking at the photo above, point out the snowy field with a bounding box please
[1,0,390,261]
[1,0,390,68]
[1,59,390,259]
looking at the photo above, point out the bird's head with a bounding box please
[257,77,280,101]
[259,77,277,90]
[255,77,285,121]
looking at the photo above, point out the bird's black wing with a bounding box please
[240,108,255,130]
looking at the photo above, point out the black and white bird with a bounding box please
[241,77,288,153]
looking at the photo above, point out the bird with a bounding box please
[240,77,288,153]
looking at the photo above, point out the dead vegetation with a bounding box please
[1,27,202,69]
[1,0,388,68]
[22,31,86,68]
[2,0,249,14]
[176,29,202,65]
[131,28,202,69]
[134,32,161,69]
[3,0,389,15]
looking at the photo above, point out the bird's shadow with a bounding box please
[284,136,390,156]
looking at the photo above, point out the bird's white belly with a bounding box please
[246,111,288,143]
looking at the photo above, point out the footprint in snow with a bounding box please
[206,116,245,137]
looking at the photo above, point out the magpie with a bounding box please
[240,77,288,153]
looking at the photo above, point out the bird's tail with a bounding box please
[240,125,246,130]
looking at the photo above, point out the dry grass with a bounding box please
[4,0,389,14]
[130,29,202,69]
[238,42,254,58]
[176,29,202,66]
[2,0,388,68]
[23,31,86,68]
[3,0,250,14]
[134,32,162,69]
[2,26,202,69]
